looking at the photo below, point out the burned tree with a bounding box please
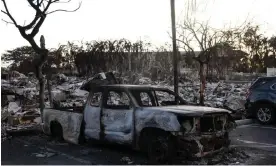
[176,18,225,105]
[174,0,249,105]
[1,0,81,115]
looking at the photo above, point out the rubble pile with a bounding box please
[1,123,9,142]
[1,71,119,134]
[184,147,250,165]
[181,81,249,118]
[1,71,251,109]
[204,82,250,109]
[1,72,40,124]
[1,72,89,138]
[51,75,88,108]
[2,71,120,121]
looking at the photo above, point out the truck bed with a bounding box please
[43,107,84,144]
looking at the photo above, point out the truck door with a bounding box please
[102,89,134,144]
[84,90,103,140]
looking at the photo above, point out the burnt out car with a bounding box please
[43,85,236,163]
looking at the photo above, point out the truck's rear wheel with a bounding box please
[78,121,86,144]
[50,121,63,141]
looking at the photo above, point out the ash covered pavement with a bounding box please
[2,123,276,165]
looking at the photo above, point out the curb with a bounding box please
[235,119,255,126]
[5,124,43,136]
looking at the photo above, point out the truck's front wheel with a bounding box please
[141,129,176,164]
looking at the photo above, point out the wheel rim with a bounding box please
[257,107,272,122]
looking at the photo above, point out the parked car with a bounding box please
[245,76,276,124]
[43,84,236,164]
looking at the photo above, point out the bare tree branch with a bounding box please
[21,0,52,30]
[42,1,46,9]
[1,18,15,25]
[44,0,61,3]
[27,0,52,36]
[22,13,41,30]
[1,0,18,26]
[188,22,205,51]
[43,0,53,12]
[30,17,46,37]
[50,0,72,3]
[39,0,44,6]
[27,0,42,13]
[46,1,81,14]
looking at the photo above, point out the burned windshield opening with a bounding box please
[155,90,186,106]
[130,89,157,107]
[130,89,187,107]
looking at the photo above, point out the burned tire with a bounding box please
[78,121,86,144]
[255,104,275,125]
[50,121,64,141]
[223,132,231,148]
[140,129,176,164]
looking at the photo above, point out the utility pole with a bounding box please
[170,0,179,102]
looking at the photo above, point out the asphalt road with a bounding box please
[1,134,146,165]
[230,123,276,152]
[2,123,276,165]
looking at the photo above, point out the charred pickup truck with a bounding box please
[43,84,236,163]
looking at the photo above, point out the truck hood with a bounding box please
[142,105,231,116]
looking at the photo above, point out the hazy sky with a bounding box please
[0,0,276,56]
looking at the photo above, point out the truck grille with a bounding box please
[200,115,225,132]
[178,114,227,133]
